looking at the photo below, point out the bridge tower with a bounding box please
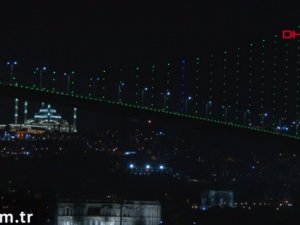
[47,104,51,130]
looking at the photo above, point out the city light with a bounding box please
[1,80,299,140]
[6,61,18,83]
[35,67,47,89]
[5,9,300,225]
[64,71,75,93]
[0,39,300,140]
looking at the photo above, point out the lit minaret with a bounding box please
[47,104,51,130]
[14,98,19,125]
[24,101,28,124]
[73,107,77,132]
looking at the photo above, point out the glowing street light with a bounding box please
[34,67,47,89]
[89,77,100,96]
[205,101,212,118]
[64,71,75,93]
[259,112,268,126]
[277,118,289,132]
[242,109,251,126]
[51,71,57,90]
[185,96,192,113]
[6,61,17,84]
[141,87,148,106]
[162,91,171,109]
[222,105,231,122]
[118,81,125,102]
[291,120,300,135]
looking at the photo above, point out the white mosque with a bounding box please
[0,98,77,134]
[24,102,76,133]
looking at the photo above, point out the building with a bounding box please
[56,200,161,225]
[24,103,75,133]
[0,99,77,134]
[200,190,234,210]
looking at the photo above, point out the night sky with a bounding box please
[2,3,300,224]
[0,1,300,74]
[1,1,300,128]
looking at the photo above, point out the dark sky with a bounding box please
[0,1,300,74]
[1,1,300,127]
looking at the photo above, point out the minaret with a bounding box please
[24,101,28,124]
[73,107,77,132]
[14,98,19,125]
[47,104,51,130]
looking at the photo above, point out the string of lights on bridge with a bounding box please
[2,32,300,139]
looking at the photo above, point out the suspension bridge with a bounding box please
[1,32,300,139]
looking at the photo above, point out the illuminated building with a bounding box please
[0,100,77,134]
[57,200,161,225]
[24,102,76,133]
[200,190,235,210]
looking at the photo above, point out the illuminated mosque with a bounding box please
[0,98,77,134]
